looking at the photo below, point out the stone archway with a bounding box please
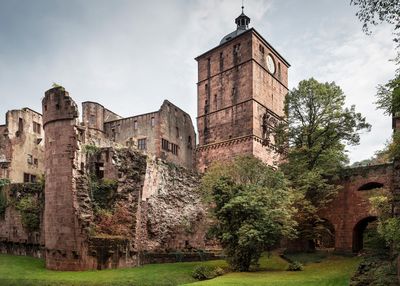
[352,216,377,253]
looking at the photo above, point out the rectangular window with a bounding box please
[176,127,179,138]
[33,158,38,166]
[171,143,179,156]
[162,138,169,151]
[23,173,30,183]
[95,162,104,179]
[18,118,23,135]
[138,138,147,150]
[151,117,155,127]
[33,122,41,134]
[134,120,138,130]
[207,58,211,77]
[219,52,224,71]
[27,154,33,165]
[30,175,37,183]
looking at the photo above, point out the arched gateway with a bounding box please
[318,163,391,254]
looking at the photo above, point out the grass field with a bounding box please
[0,252,360,286]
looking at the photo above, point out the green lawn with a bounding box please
[0,252,360,286]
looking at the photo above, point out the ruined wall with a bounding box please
[0,108,44,183]
[103,100,196,170]
[104,111,159,156]
[158,101,196,170]
[82,101,123,131]
[0,183,45,258]
[139,159,207,252]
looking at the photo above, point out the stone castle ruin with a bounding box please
[0,8,399,271]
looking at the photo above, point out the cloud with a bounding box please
[0,0,396,163]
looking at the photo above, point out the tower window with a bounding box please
[207,58,211,77]
[219,52,224,71]
[278,62,282,80]
[259,44,265,54]
[176,127,180,138]
[134,120,138,130]
[151,117,155,127]
[138,138,147,150]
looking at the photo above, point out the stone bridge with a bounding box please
[319,163,393,254]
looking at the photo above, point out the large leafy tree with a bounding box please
[276,78,370,243]
[201,156,297,271]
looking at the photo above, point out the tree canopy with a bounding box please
[201,156,297,271]
[275,78,370,242]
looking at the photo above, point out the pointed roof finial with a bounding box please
[242,0,244,13]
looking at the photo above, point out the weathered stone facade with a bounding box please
[0,108,44,182]
[84,100,196,170]
[195,14,289,172]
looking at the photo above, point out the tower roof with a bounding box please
[220,6,250,45]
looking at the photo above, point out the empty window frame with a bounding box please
[138,138,147,150]
[151,117,155,127]
[33,121,41,134]
[134,120,138,130]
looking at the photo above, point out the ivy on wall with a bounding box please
[0,178,10,218]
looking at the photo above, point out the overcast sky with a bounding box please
[0,0,397,163]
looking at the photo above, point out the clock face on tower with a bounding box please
[266,55,275,74]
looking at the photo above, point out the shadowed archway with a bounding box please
[352,216,377,253]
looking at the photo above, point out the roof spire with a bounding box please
[235,1,250,30]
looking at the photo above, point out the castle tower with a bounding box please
[42,87,93,270]
[195,8,290,172]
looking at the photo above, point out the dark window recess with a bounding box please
[188,136,192,149]
[162,138,170,151]
[33,158,38,166]
[176,127,180,138]
[151,117,155,127]
[17,118,23,136]
[31,175,37,183]
[161,138,178,156]
[23,173,30,183]
[138,138,147,150]
[219,52,224,71]
[171,143,179,155]
[111,128,116,141]
[134,120,138,130]
[278,62,281,80]
[95,162,104,179]
[33,121,41,134]
[207,58,211,77]
[259,44,265,54]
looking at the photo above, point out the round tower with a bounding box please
[42,86,93,270]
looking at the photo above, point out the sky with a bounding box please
[0,0,397,163]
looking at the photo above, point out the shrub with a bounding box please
[91,178,118,209]
[191,265,224,280]
[15,196,41,232]
[287,261,304,271]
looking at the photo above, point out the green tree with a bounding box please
[351,0,400,50]
[276,78,370,244]
[201,156,297,271]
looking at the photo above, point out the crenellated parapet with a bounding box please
[42,87,78,127]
